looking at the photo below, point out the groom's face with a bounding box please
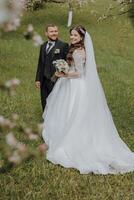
[46,26,59,41]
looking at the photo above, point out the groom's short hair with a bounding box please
[45,24,58,32]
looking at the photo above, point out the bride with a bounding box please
[42,25,134,174]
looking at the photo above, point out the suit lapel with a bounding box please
[49,40,60,59]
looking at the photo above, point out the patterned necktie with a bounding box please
[46,42,53,54]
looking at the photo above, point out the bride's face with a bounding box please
[70,30,82,45]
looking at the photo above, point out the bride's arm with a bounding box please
[55,71,66,77]
[65,71,80,78]
[55,49,85,78]
[67,49,86,78]
[55,71,80,78]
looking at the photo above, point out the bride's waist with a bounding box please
[59,76,85,83]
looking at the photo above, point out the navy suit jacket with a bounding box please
[35,39,69,83]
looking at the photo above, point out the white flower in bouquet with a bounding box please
[53,59,69,74]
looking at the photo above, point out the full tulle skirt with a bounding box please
[42,77,134,174]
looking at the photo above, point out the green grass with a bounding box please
[0,1,134,199]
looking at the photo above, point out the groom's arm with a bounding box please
[63,43,69,60]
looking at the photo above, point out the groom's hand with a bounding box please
[35,81,41,89]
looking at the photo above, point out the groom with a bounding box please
[35,24,69,110]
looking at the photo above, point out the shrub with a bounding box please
[26,0,44,11]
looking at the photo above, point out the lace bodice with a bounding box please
[69,49,86,76]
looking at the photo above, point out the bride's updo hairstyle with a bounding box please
[67,25,86,66]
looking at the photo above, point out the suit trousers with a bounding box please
[40,77,55,111]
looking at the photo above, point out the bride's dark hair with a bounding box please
[66,25,86,66]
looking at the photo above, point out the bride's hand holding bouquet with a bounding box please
[53,59,69,78]
[53,59,80,78]
[55,71,67,77]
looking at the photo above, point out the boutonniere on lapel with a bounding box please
[54,49,60,54]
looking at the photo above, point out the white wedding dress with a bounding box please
[42,32,134,174]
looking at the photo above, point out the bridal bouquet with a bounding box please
[53,59,69,74]
[51,59,69,82]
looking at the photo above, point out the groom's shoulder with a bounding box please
[58,40,68,45]
[57,40,69,48]
[39,41,47,50]
[42,41,47,47]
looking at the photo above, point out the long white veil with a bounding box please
[84,32,111,117]
[83,31,122,142]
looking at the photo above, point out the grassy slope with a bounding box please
[0,1,134,199]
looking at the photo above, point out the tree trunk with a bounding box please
[67,3,73,27]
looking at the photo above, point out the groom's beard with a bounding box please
[48,36,58,41]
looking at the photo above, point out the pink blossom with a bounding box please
[24,128,32,135]
[8,151,22,164]
[27,24,34,32]
[33,34,44,46]
[29,133,39,140]
[12,113,19,121]
[37,123,43,133]
[0,0,26,31]
[0,116,5,126]
[6,132,18,147]
[38,143,48,155]
[17,143,27,154]
[5,79,20,88]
